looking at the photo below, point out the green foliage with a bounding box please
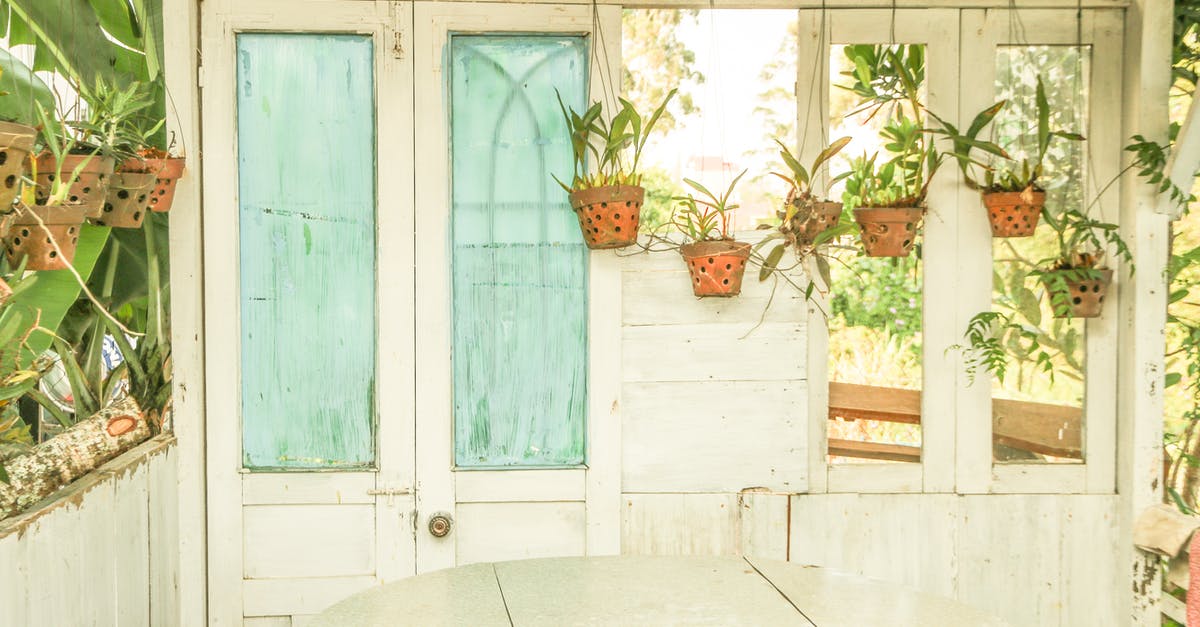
[770,136,851,205]
[0,52,53,125]
[671,170,745,244]
[830,256,922,339]
[553,89,676,192]
[958,311,1054,385]
[637,167,682,233]
[982,78,1085,192]
[70,79,160,161]
[621,10,703,136]
[1126,127,1194,212]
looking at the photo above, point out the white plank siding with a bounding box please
[0,436,178,627]
[621,241,809,495]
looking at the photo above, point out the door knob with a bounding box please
[428,512,453,538]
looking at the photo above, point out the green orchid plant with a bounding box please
[553,89,676,192]
[672,170,745,244]
[937,77,1083,193]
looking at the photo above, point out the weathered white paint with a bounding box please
[180,2,1169,625]
[0,437,178,627]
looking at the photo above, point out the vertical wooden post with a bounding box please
[162,0,206,623]
[1117,0,1173,623]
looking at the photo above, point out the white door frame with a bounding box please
[413,1,624,573]
[200,1,415,623]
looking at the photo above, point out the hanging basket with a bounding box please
[853,206,923,257]
[568,184,643,249]
[983,190,1044,238]
[94,172,157,228]
[5,203,89,271]
[123,156,186,213]
[791,200,843,246]
[1043,268,1113,319]
[0,122,36,212]
[34,153,115,219]
[679,239,751,297]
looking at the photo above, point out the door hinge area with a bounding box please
[392,30,405,60]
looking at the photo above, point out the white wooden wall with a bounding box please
[617,241,1122,626]
[0,436,179,627]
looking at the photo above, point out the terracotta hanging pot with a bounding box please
[679,239,751,297]
[34,153,115,219]
[123,156,186,213]
[983,190,1044,238]
[5,202,88,271]
[791,200,844,245]
[0,122,36,211]
[1043,268,1112,319]
[568,184,643,249]
[94,172,157,228]
[853,206,923,257]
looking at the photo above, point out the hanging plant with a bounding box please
[672,170,750,298]
[756,137,854,301]
[839,45,1007,256]
[937,77,1084,238]
[1033,207,1132,319]
[553,89,676,249]
[9,105,90,271]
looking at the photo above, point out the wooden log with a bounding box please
[0,398,148,520]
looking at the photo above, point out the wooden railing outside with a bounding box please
[828,382,1083,462]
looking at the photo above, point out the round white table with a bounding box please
[309,556,1009,626]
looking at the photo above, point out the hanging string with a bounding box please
[708,0,726,185]
[797,1,829,187]
[590,0,619,112]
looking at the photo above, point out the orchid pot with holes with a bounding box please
[83,81,187,216]
[937,77,1084,238]
[756,137,854,300]
[0,63,46,227]
[839,44,1007,257]
[1033,207,1132,319]
[553,89,676,249]
[673,170,751,298]
[7,105,90,271]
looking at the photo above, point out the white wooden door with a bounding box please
[413,2,624,573]
[201,1,416,624]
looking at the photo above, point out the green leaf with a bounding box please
[7,0,149,85]
[759,243,785,281]
[1166,372,1183,388]
[0,46,53,125]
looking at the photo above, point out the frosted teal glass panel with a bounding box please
[237,34,376,469]
[450,35,588,467]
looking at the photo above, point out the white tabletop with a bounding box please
[310,556,1010,626]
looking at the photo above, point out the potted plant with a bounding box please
[100,82,186,215]
[69,81,162,228]
[839,45,1007,256]
[9,105,90,271]
[673,170,750,297]
[554,90,676,249]
[938,77,1084,238]
[1034,207,1132,319]
[770,136,852,249]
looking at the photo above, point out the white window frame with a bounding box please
[800,7,1123,495]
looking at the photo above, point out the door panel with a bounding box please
[414,2,623,573]
[236,32,377,470]
[449,34,590,468]
[203,2,414,624]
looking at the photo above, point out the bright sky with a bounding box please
[643,10,797,189]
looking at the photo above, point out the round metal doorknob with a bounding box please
[428,512,453,538]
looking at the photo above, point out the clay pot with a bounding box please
[5,202,88,271]
[34,153,115,219]
[568,184,643,249]
[1043,268,1113,319]
[0,122,37,211]
[94,172,157,228]
[123,157,185,212]
[679,239,751,297]
[853,206,923,257]
[983,190,1045,238]
[789,200,844,245]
